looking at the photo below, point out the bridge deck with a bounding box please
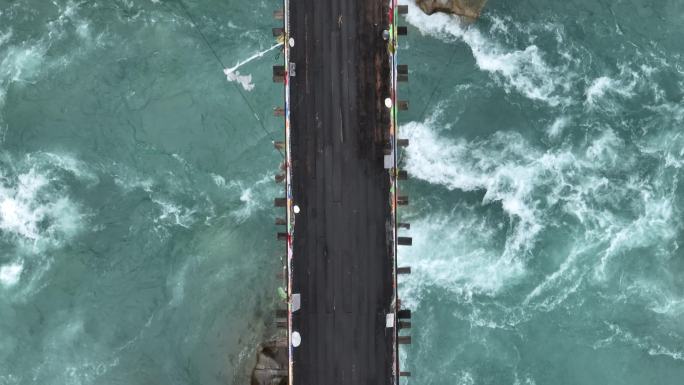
[287,0,394,384]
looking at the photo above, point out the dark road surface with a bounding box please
[288,0,394,384]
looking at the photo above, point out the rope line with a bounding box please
[418,45,460,122]
[175,0,284,158]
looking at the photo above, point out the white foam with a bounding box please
[0,154,85,252]
[0,30,12,47]
[0,41,47,84]
[402,118,578,260]
[225,70,254,91]
[168,260,190,306]
[652,298,684,317]
[210,173,226,187]
[400,212,526,309]
[456,370,475,385]
[585,129,623,166]
[647,101,684,125]
[0,374,19,385]
[585,76,616,104]
[596,197,675,279]
[0,262,23,287]
[401,1,572,106]
[38,152,99,184]
[0,30,47,118]
[227,173,275,222]
[0,169,50,240]
[648,345,684,361]
[223,43,283,91]
[626,281,684,317]
[402,110,683,313]
[152,197,195,229]
[75,20,91,41]
[546,116,569,139]
[35,317,122,384]
[112,167,154,193]
[0,1,106,120]
[513,372,538,385]
[524,263,585,311]
[585,66,640,106]
[595,323,684,362]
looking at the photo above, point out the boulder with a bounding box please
[416,0,489,19]
[251,339,288,385]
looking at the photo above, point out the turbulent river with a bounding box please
[1,0,683,384]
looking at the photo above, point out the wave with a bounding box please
[402,117,575,260]
[108,156,217,232]
[623,281,684,318]
[26,317,122,384]
[584,66,639,107]
[0,154,85,249]
[594,322,684,362]
[401,0,576,107]
[0,261,23,288]
[594,197,675,280]
[400,212,526,309]
[401,112,680,314]
[151,197,197,229]
[0,151,94,296]
[0,40,48,119]
[455,371,475,385]
[224,172,278,223]
[0,1,107,124]
[111,158,277,230]
[514,372,537,385]
[545,116,569,140]
[400,0,681,117]
[0,42,46,86]
[585,76,621,105]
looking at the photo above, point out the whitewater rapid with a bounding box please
[0,1,285,384]
[397,1,684,383]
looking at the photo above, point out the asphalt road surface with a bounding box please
[288,0,394,384]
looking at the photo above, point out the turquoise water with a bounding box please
[1,1,282,383]
[0,0,683,384]
[398,1,684,384]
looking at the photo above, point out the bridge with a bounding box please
[272,1,412,384]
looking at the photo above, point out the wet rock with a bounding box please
[416,0,489,19]
[251,339,288,385]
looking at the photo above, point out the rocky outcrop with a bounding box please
[416,0,489,19]
[251,339,288,385]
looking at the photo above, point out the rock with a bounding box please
[251,339,288,385]
[416,0,489,19]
